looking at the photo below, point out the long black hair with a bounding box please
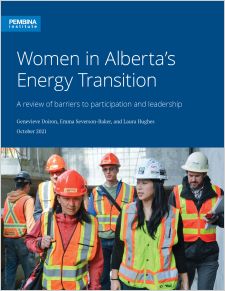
[53,196,91,224]
[134,180,169,239]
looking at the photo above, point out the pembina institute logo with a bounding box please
[9,18,37,29]
[2,16,41,32]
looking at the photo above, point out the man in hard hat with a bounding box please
[3,171,36,290]
[34,154,66,221]
[88,153,135,290]
[26,169,103,290]
[169,151,224,290]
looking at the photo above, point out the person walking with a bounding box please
[34,154,66,221]
[111,158,189,290]
[25,169,103,290]
[88,153,135,290]
[3,171,36,290]
[169,151,224,290]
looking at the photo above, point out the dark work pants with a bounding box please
[4,237,35,290]
[101,247,112,290]
[186,259,219,290]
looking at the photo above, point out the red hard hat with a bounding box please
[45,154,66,173]
[99,153,120,167]
[55,170,86,197]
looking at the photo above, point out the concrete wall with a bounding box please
[61,147,190,186]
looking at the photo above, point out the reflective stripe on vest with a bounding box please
[38,181,54,212]
[93,182,134,232]
[41,212,98,290]
[173,184,221,242]
[119,263,178,287]
[3,195,30,238]
[119,202,179,290]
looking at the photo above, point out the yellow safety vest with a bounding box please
[119,202,179,290]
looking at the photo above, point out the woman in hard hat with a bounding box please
[111,158,189,290]
[25,170,103,290]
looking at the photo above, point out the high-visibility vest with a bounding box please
[119,202,179,290]
[93,182,134,232]
[38,181,55,212]
[41,212,98,290]
[173,184,221,242]
[3,195,31,238]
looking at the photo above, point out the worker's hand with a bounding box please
[180,280,189,290]
[41,235,52,249]
[111,279,121,290]
[179,272,189,290]
[204,213,219,224]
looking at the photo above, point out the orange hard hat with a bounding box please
[99,153,120,167]
[45,154,66,173]
[55,170,86,197]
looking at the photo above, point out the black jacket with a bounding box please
[169,176,224,262]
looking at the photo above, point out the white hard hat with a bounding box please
[136,158,167,180]
[181,152,208,173]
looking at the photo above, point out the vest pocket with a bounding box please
[158,238,171,249]
[158,239,173,271]
[78,242,94,248]
[78,238,94,248]
[160,239,172,248]
[76,240,94,264]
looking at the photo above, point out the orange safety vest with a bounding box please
[93,182,134,232]
[119,202,179,290]
[38,181,55,212]
[173,184,222,242]
[41,213,98,290]
[3,195,31,238]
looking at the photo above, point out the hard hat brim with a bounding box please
[56,192,85,197]
[181,165,208,173]
[135,175,167,180]
[99,163,120,167]
[47,167,65,173]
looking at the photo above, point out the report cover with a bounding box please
[1,1,224,290]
